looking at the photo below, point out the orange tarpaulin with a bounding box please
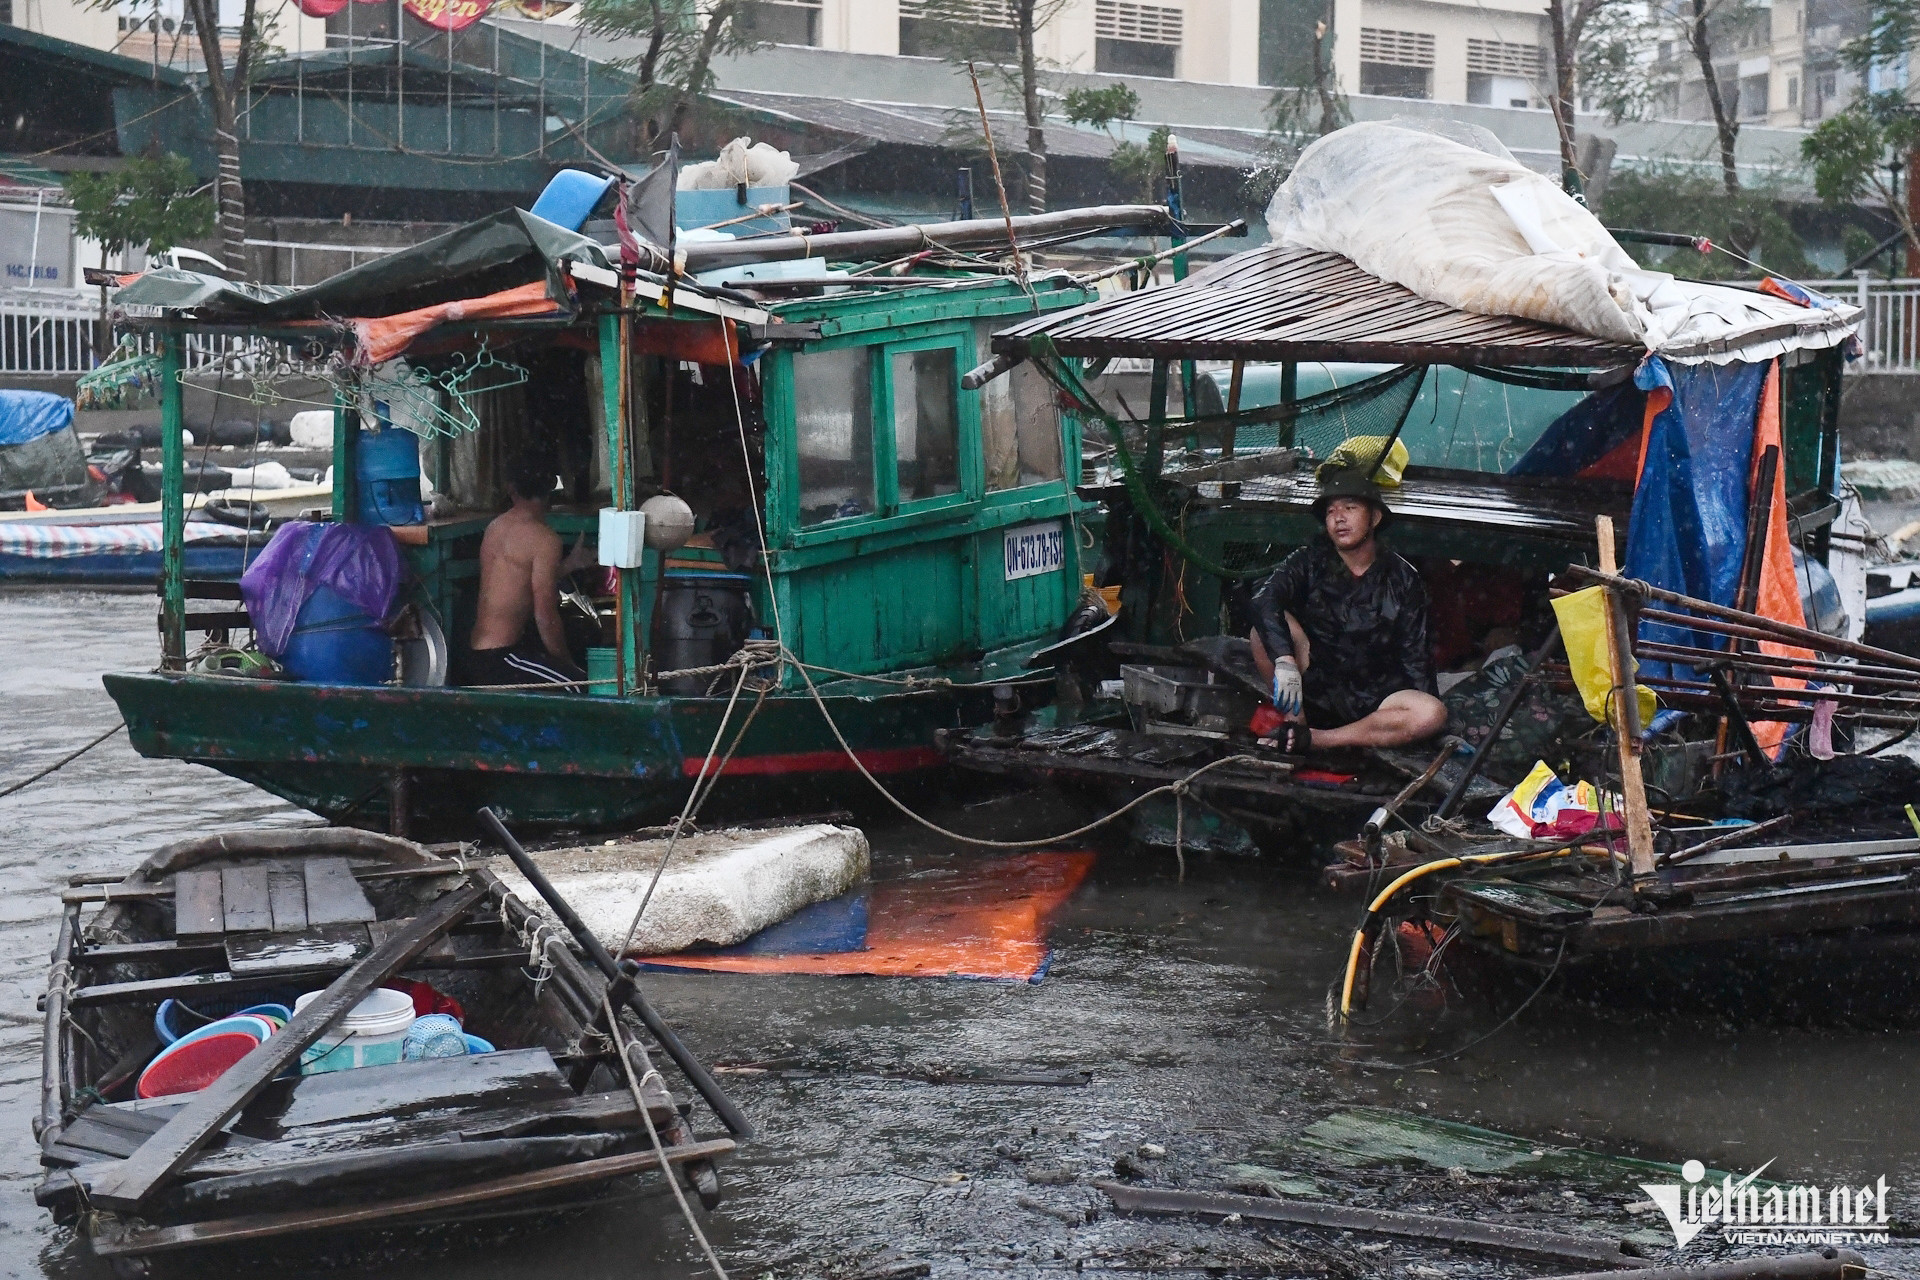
[637,852,1097,982]
[1749,362,1813,752]
[351,281,560,366]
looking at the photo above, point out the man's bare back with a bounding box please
[471,500,568,657]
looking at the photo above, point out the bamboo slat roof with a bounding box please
[995,244,1642,368]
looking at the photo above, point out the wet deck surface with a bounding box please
[4,591,1919,1278]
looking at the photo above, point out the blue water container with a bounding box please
[283,585,393,685]
[355,426,425,526]
[530,169,616,231]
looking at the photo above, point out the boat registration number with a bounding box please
[1004,521,1065,581]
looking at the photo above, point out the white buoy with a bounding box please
[640,493,695,550]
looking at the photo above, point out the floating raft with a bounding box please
[490,822,871,955]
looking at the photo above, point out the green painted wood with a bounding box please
[159,333,185,668]
[598,313,640,693]
[331,393,357,524]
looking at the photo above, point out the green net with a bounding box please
[1029,340,1426,580]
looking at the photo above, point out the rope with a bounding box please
[602,989,730,1280]
[0,724,124,802]
[613,663,755,959]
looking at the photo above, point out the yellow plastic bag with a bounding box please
[1551,585,1657,726]
[1317,436,1411,487]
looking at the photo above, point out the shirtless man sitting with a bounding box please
[461,455,593,688]
[1248,467,1449,754]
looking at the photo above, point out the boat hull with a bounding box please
[103,669,1046,834]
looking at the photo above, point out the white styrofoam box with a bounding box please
[598,507,647,568]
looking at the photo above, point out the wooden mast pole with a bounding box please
[1595,515,1656,878]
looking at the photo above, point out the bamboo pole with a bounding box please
[1595,517,1656,878]
[1564,565,1920,676]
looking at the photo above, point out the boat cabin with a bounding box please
[99,204,1187,832]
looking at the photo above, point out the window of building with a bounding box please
[1739,72,1769,117]
[899,0,1019,58]
[1788,74,1799,106]
[739,0,820,47]
[793,345,877,525]
[976,322,1063,491]
[1464,40,1540,108]
[1095,0,1182,77]
[891,348,961,505]
[1359,28,1434,98]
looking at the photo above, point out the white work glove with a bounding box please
[1271,659,1302,718]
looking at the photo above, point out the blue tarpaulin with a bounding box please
[1622,356,1767,679]
[1508,381,1645,478]
[0,391,73,446]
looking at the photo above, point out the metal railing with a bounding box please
[0,289,100,377]
[1810,275,1920,375]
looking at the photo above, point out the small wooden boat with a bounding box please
[35,827,736,1273]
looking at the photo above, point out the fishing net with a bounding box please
[1029,339,1426,580]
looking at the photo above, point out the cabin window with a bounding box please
[977,323,1064,491]
[793,344,876,524]
[891,347,962,504]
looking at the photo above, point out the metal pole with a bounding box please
[491,19,499,155]
[27,191,42,292]
[476,808,755,1139]
[347,0,355,146]
[395,0,405,153]
[538,38,545,158]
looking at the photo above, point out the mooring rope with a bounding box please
[0,723,125,802]
[602,989,731,1280]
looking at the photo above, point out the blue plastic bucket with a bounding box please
[283,585,392,685]
[355,426,425,526]
[530,169,616,231]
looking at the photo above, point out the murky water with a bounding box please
[3,591,1917,1278]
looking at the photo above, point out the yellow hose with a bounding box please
[1337,847,1580,1020]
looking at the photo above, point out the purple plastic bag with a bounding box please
[241,522,407,657]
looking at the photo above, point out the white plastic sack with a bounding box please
[679,136,800,191]
[1265,121,1857,363]
[222,460,294,491]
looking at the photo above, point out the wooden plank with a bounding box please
[224,925,370,976]
[266,867,307,933]
[73,969,338,1008]
[1595,515,1657,879]
[301,857,376,927]
[54,1089,677,1184]
[219,866,271,934]
[82,878,489,1212]
[1095,1182,1646,1270]
[90,1138,735,1257]
[264,1048,568,1132]
[171,870,222,941]
[79,940,226,965]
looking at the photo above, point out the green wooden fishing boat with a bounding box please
[102,202,1186,835]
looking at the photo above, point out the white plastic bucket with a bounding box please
[296,986,418,1074]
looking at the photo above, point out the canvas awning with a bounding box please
[112,208,616,323]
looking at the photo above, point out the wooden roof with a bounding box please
[995,244,1641,368]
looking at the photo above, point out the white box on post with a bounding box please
[598,508,647,568]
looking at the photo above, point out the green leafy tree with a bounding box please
[1576,1,1666,126]
[1062,83,1165,201]
[579,0,760,144]
[1801,0,1920,265]
[909,0,1072,213]
[1602,163,1812,280]
[65,152,215,266]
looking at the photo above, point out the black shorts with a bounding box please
[1302,672,1402,730]
[459,640,585,689]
